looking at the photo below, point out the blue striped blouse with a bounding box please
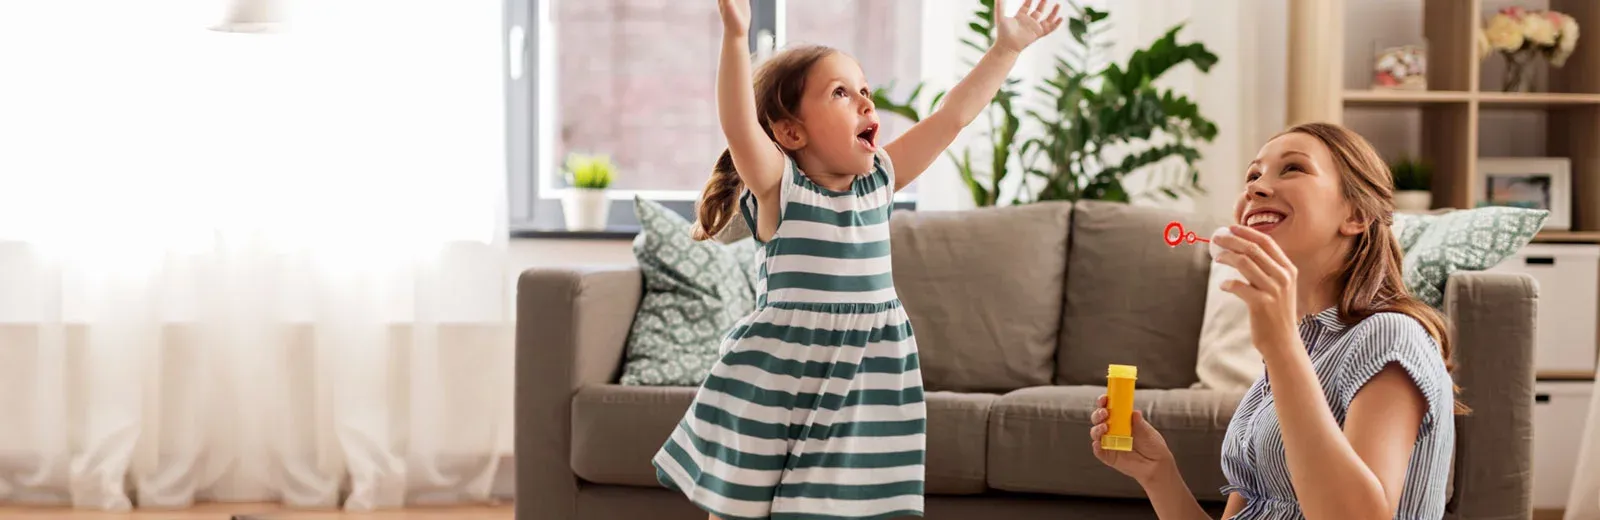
[1219,307,1456,520]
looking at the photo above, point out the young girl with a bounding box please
[652,1,1061,519]
[1088,122,1460,520]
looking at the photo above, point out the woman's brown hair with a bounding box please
[691,44,838,241]
[1279,122,1467,414]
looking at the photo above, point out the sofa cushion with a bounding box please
[570,385,993,495]
[986,385,1240,501]
[618,198,759,386]
[890,202,1070,392]
[1059,201,1218,388]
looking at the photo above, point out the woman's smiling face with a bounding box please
[1234,131,1358,268]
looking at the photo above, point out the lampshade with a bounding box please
[211,0,288,33]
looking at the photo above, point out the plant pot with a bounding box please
[1395,190,1433,212]
[562,188,611,231]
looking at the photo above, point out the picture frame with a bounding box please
[1476,157,1571,230]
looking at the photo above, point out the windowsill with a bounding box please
[510,226,639,240]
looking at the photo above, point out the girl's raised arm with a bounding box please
[717,0,784,201]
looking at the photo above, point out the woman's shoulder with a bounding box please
[1329,311,1455,414]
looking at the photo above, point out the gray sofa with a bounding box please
[516,200,1537,520]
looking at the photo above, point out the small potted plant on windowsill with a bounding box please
[562,152,616,231]
[1391,156,1433,212]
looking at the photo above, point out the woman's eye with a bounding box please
[1246,171,1261,181]
[1283,163,1304,174]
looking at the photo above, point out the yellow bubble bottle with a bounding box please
[1102,364,1137,451]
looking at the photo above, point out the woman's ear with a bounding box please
[770,120,807,150]
[1340,212,1370,237]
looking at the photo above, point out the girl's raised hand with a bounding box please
[718,0,751,38]
[995,0,1064,54]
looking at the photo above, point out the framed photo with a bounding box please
[1476,157,1571,230]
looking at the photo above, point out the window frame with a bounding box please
[508,0,913,237]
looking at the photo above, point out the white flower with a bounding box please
[1486,13,1526,51]
[1523,13,1558,46]
[1477,31,1492,60]
[1553,13,1580,66]
[1560,13,1580,52]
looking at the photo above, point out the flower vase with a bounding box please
[1503,48,1538,92]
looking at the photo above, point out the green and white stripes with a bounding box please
[653,150,924,520]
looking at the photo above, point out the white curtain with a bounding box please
[0,0,512,511]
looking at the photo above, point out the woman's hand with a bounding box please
[1089,394,1175,484]
[1214,224,1302,355]
[994,0,1064,54]
[717,0,751,38]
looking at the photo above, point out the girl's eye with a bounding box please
[859,87,870,97]
[833,87,847,98]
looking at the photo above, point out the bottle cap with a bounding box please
[1101,434,1134,451]
[1108,364,1138,379]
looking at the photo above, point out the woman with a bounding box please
[1089,122,1461,520]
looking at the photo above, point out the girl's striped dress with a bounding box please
[653,149,925,520]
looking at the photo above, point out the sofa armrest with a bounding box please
[515,266,642,520]
[1442,271,1537,520]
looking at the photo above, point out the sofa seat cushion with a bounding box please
[986,386,1241,501]
[571,385,995,495]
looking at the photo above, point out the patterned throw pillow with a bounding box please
[619,197,758,386]
[1394,207,1549,308]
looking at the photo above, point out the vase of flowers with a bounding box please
[1482,7,1580,92]
[561,153,616,231]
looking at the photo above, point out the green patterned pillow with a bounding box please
[1394,207,1549,308]
[619,197,758,386]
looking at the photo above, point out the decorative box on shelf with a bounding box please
[1486,243,1599,378]
[1531,381,1594,511]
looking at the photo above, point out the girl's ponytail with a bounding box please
[691,149,744,241]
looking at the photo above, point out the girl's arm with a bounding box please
[717,0,784,201]
[883,0,1061,191]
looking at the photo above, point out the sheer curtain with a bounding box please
[0,0,512,511]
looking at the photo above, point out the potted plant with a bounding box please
[1391,156,1433,212]
[562,152,616,231]
[873,0,1217,206]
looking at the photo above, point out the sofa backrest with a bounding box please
[1058,201,1220,389]
[888,200,1221,393]
[889,202,1071,393]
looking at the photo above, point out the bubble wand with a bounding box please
[1163,221,1232,260]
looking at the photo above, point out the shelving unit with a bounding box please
[1289,0,1600,242]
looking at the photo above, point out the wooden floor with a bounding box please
[0,503,513,519]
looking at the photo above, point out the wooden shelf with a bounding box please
[1532,231,1600,243]
[1478,92,1600,108]
[1343,89,1472,106]
[1537,369,1597,381]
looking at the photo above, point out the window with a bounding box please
[509,0,922,233]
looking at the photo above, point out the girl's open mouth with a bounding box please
[856,124,879,152]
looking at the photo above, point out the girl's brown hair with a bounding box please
[1280,122,1467,414]
[691,44,838,241]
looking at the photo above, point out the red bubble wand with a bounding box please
[1162,221,1210,247]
